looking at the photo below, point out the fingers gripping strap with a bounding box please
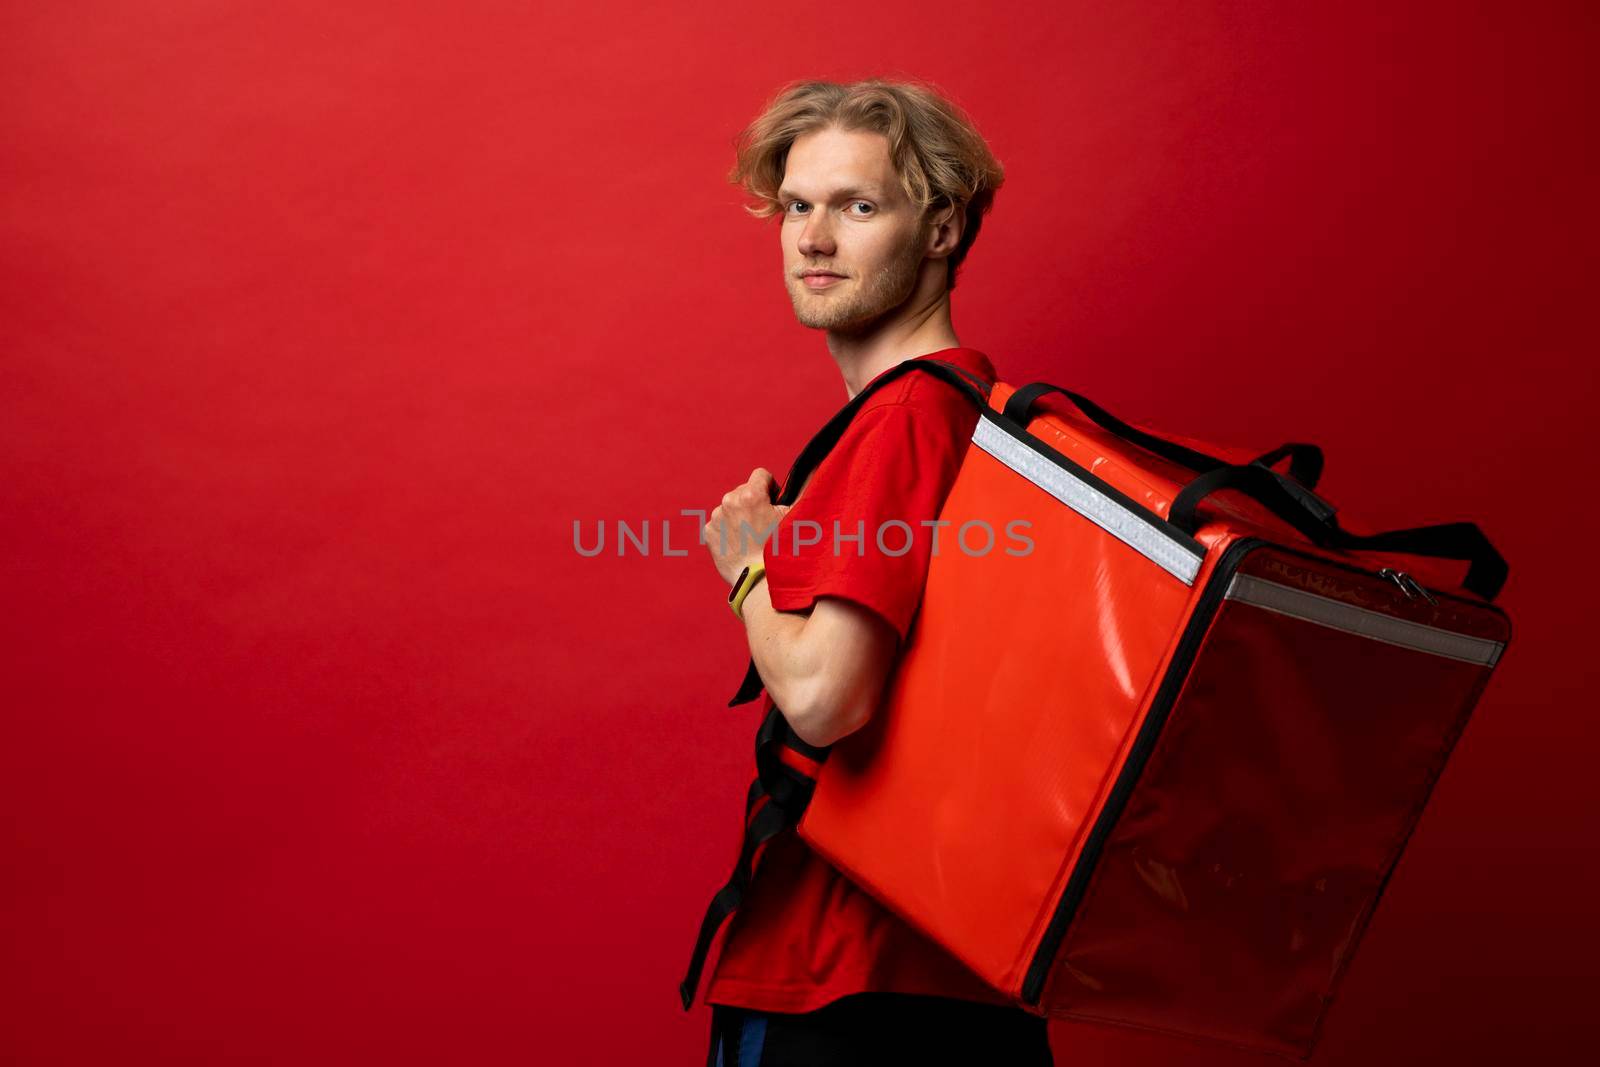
[729,357,988,709]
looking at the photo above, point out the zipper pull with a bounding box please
[1378,567,1439,606]
[1399,572,1438,606]
[1377,567,1414,598]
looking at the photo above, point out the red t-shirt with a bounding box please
[705,346,1011,1015]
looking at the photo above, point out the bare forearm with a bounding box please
[702,469,893,747]
[735,577,816,720]
[735,581,893,748]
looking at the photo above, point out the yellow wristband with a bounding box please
[727,561,767,621]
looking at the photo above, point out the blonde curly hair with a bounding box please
[729,77,1005,290]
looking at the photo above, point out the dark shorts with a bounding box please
[708,992,1054,1067]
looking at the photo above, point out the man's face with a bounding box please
[778,126,931,333]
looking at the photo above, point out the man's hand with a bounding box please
[704,467,897,747]
[705,467,790,585]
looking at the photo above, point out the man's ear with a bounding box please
[924,201,965,260]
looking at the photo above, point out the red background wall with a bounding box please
[3,2,1594,1063]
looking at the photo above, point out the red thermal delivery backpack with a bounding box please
[681,357,1512,1060]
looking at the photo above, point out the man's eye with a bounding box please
[849,202,874,215]
[787,201,809,214]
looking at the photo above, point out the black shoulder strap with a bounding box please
[679,704,828,1011]
[727,357,989,707]
[772,356,989,508]
[681,357,991,1011]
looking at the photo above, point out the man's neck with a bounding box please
[828,300,962,400]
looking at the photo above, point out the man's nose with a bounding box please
[797,215,835,257]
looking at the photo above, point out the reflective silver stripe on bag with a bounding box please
[972,415,1203,585]
[1224,573,1504,666]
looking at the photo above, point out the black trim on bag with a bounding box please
[1020,536,1264,1005]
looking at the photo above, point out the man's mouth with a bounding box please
[800,271,845,289]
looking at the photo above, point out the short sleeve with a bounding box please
[762,402,971,643]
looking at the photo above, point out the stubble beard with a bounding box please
[788,235,926,334]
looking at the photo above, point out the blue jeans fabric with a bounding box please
[711,1007,767,1067]
[706,994,1052,1067]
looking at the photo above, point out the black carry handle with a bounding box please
[1251,441,1326,491]
[1169,463,1509,601]
[727,357,989,708]
[1002,382,1326,490]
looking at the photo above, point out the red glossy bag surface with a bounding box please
[681,359,1510,1061]
[796,375,1511,1059]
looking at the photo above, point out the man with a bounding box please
[695,79,1052,1066]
